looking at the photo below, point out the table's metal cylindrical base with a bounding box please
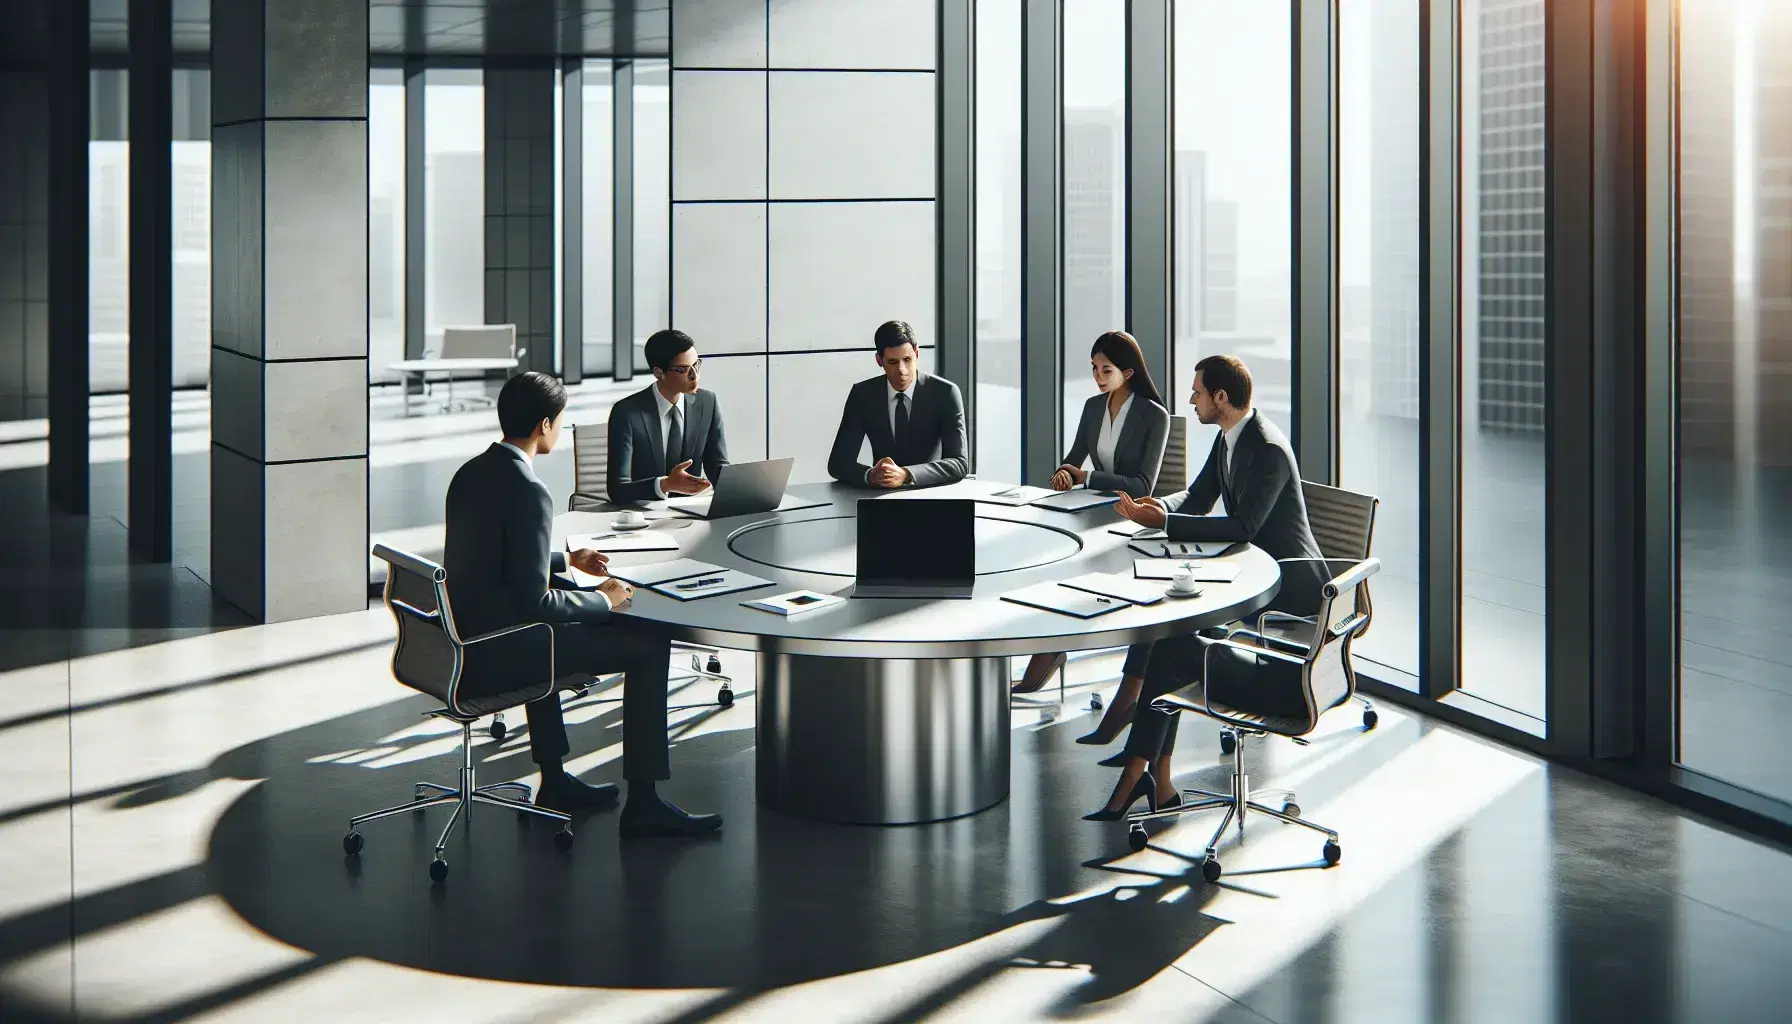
[756,653,1011,825]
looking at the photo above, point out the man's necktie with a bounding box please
[894,392,911,463]
[666,404,685,470]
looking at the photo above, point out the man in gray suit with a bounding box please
[444,372,722,838]
[1089,355,1328,818]
[827,321,970,489]
[607,329,729,505]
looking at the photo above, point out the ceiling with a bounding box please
[63,0,671,61]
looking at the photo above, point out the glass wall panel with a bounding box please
[423,69,484,349]
[1062,0,1127,445]
[369,68,405,383]
[582,61,615,377]
[1339,0,1422,684]
[1459,0,1547,719]
[1676,0,1792,802]
[974,0,1021,483]
[634,60,671,362]
[1171,1,1293,478]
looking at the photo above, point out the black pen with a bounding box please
[675,576,726,589]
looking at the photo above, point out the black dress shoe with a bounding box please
[619,796,723,839]
[535,776,620,813]
[1083,772,1158,822]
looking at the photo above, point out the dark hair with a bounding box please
[498,371,567,438]
[1089,330,1164,407]
[874,320,918,359]
[1194,354,1253,409]
[644,329,696,373]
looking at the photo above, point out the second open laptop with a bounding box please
[664,457,797,520]
[849,498,977,599]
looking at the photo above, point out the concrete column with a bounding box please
[48,0,91,512]
[210,0,369,622]
[483,67,558,378]
[129,0,174,561]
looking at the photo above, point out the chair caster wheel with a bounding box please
[343,831,363,856]
[1362,709,1378,730]
[1323,840,1342,866]
[1127,824,1149,852]
[707,655,723,675]
[1090,693,1104,711]
[490,718,507,741]
[1219,731,1237,755]
[718,686,734,708]
[429,858,449,882]
[1202,857,1223,883]
[554,827,575,852]
[1283,802,1301,818]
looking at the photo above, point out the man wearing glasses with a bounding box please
[607,329,731,504]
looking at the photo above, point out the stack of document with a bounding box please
[1108,523,1167,539]
[999,581,1128,619]
[1133,559,1240,583]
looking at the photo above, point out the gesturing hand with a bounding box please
[596,577,634,607]
[660,460,711,496]
[870,457,908,489]
[1114,492,1167,528]
[568,548,611,576]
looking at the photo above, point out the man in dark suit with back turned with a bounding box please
[443,372,722,838]
[827,320,970,489]
[606,329,729,505]
[1087,354,1329,818]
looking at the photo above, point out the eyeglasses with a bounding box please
[665,359,703,376]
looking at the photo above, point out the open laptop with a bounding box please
[664,457,797,520]
[850,498,976,599]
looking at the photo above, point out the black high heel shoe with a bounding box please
[1096,751,1130,768]
[1083,771,1158,822]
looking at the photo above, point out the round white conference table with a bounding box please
[552,479,1281,826]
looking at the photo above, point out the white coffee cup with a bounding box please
[615,509,647,527]
[1170,568,1199,594]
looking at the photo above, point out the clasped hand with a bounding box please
[870,457,909,489]
[1050,464,1086,491]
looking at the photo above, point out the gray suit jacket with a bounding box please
[1163,412,1328,610]
[444,443,609,637]
[606,386,730,505]
[827,373,970,488]
[1060,393,1171,497]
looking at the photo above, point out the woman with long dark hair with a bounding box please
[1012,331,1171,744]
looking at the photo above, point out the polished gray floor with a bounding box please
[0,388,1789,1021]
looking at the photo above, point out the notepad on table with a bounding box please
[1058,571,1167,605]
[1127,539,1220,559]
[605,558,725,587]
[976,484,1056,507]
[742,590,848,616]
[1132,559,1240,583]
[999,582,1129,619]
[1029,489,1119,513]
[1108,523,1167,539]
[648,568,776,602]
[567,532,681,554]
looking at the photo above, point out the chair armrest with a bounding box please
[568,491,609,512]
[452,622,557,715]
[671,642,720,655]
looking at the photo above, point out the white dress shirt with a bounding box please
[650,387,687,499]
[504,440,611,609]
[1091,393,1134,479]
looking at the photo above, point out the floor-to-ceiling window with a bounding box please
[581,61,615,377]
[1676,0,1792,803]
[1171,1,1293,480]
[1339,0,1422,685]
[633,59,670,360]
[974,0,1021,484]
[1062,0,1126,443]
[89,69,128,393]
[369,68,405,382]
[423,69,484,350]
[1459,0,1548,721]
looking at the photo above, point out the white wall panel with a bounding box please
[673,202,767,354]
[768,72,935,199]
[672,71,767,201]
[673,0,769,69]
[769,0,937,70]
[769,200,934,352]
[695,353,768,464]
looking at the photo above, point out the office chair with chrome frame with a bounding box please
[1214,480,1382,756]
[350,545,576,883]
[1125,558,1380,882]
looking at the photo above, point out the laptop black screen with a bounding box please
[855,498,976,584]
